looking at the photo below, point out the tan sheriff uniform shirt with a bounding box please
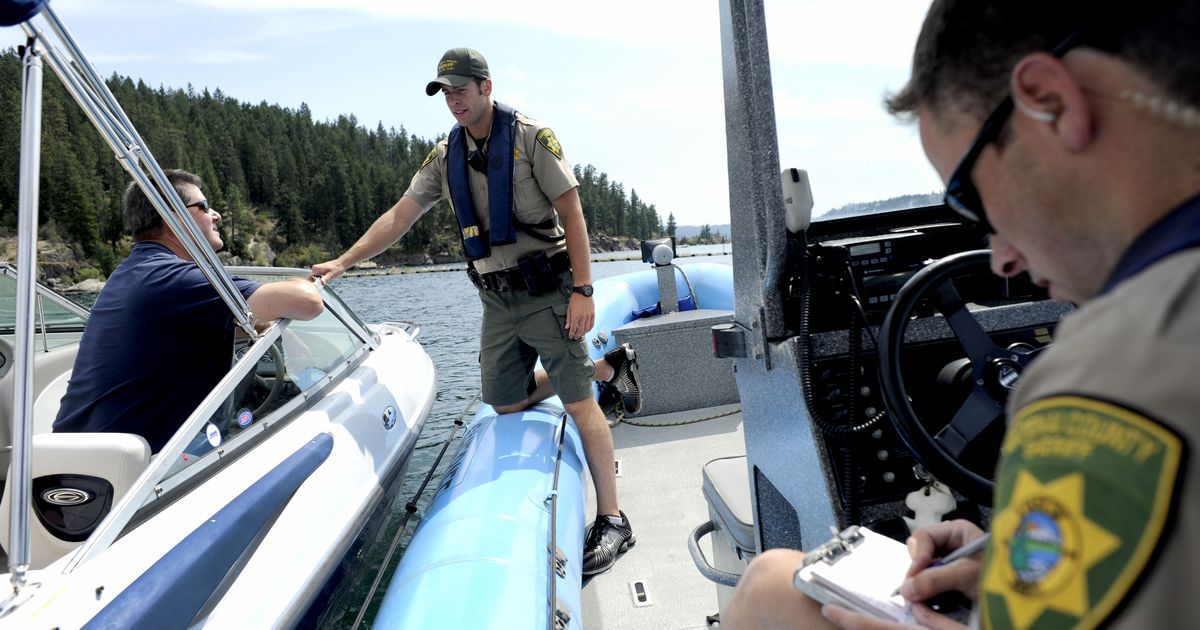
[972,247,1200,629]
[404,109,578,274]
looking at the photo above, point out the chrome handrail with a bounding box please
[5,33,46,595]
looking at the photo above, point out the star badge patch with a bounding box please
[420,146,438,170]
[536,128,563,160]
[980,396,1185,630]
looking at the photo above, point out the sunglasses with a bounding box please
[943,27,1088,233]
[186,199,212,212]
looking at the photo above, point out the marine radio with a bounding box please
[807,231,930,320]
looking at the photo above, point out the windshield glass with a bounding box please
[0,268,89,347]
[767,1,943,222]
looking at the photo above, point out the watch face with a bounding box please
[574,284,593,297]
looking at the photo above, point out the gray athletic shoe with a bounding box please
[582,511,635,575]
[603,343,642,415]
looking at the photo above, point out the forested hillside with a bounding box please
[0,50,663,281]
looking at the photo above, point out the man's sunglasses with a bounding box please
[186,199,212,212]
[943,27,1088,232]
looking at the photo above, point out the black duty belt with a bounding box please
[469,251,571,292]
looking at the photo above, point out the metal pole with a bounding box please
[8,37,45,591]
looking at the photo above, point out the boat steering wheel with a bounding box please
[878,250,1041,505]
[234,341,287,421]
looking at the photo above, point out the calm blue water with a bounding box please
[324,245,731,625]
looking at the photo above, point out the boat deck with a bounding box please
[582,403,744,630]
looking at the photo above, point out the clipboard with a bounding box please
[792,526,915,623]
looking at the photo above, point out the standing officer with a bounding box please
[724,0,1200,627]
[312,48,638,574]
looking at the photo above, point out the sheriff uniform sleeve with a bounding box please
[403,141,447,212]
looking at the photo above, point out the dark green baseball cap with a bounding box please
[425,48,490,96]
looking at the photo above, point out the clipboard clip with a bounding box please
[802,525,866,566]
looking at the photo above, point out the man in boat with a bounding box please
[311,48,640,574]
[724,0,1199,628]
[53,170,325,454]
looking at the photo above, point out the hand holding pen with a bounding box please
[894,520,988,602]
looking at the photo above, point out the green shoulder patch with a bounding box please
[536,128,563,160]
[420,146,438,171]
[980,396,1185,630]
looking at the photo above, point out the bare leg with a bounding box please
[494,358,617,412]
[562,395,620,517]
[724,549,835,630]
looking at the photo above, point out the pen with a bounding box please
[892,533,990,597]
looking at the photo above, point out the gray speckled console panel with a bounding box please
[614,309,738,416]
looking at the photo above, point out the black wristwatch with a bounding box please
[572,284,594,297]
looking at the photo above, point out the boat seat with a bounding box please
[32,368,72,434]
[0,432,150,569]
[690,455,756,619]
[0,337,13,379]
[702,455,756,559]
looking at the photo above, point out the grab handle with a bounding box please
[688,520,741,587]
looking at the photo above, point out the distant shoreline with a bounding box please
[342,248,733,278]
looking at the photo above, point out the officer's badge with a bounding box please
[537,128,563,160]
[420,147,438,171]
[980,396,1185,630]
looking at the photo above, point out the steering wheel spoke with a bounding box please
[934,387,1006,458]
[936,280,1005,364]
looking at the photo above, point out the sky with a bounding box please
[1,0,943,227]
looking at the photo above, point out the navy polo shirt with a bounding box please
[52,242,261,453]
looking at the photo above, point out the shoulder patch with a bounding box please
[980,395,1186,630]
[536,128,563,160]
[419,146,439,171]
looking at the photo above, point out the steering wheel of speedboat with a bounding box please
[235,341,287,420]
[878,250,1042,505]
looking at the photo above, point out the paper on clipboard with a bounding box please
[792,526,914,623]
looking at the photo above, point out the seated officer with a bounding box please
[724,0,1200,628]
[53,170,324,453]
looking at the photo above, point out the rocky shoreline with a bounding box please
[7,233,646,292]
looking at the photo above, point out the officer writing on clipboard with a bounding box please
[725,0,1200,627]
[312,48,640,575]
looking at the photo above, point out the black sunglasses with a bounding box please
[186,199,211,212]
[943,27,1088,232]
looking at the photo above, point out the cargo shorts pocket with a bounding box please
[550,302,589,358]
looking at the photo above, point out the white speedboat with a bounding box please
[0,3,437,627]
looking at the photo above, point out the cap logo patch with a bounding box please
[980,395,1185,630]
[438,59,459,74]
[537,128,563,160]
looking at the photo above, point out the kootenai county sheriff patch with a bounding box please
[980,395,1184,630]
[420,146,438,170]
[536,128,563,159]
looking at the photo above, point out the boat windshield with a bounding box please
[0,265,89,349]
[767,2,941,222]
[157,269,372,486]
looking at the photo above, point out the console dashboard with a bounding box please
[795,205,1066,519]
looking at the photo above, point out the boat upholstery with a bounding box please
[0,341,81,477]
[0,431,150,568]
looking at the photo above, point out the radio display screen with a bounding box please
[849,242,882,257]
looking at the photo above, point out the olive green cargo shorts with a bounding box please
[477,271,595,406]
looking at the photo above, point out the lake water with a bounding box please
[320,245,732,625]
